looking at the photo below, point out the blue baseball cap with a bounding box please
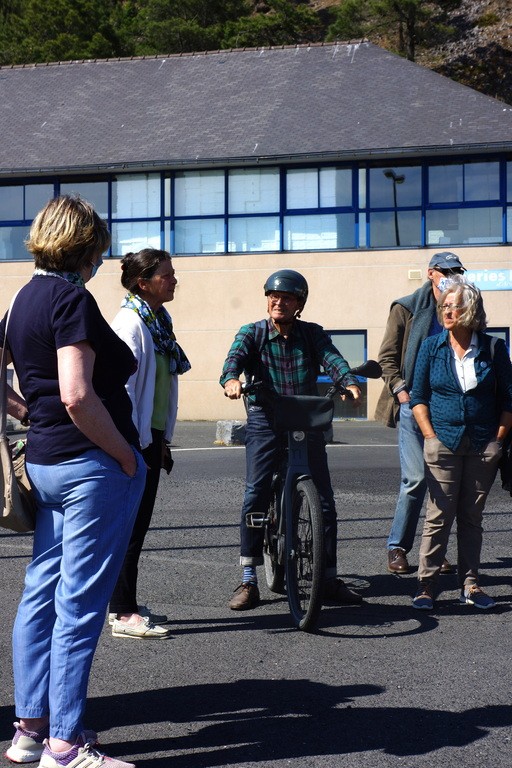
[428,252,466,272]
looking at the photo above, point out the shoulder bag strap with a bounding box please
[0,291,21,439]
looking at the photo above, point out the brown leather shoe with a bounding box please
[388,548,410,573]
[229,582,260,611]
[440,558,455,574]
[324,578,363,605]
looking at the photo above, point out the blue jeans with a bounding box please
[387,402,427,553]
[240,406,338,579]
[13,447,145,741]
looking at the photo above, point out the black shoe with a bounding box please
[324,578,363,605]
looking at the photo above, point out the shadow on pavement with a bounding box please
[61,684,512,766]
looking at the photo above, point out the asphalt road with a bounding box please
[1,421,512,768]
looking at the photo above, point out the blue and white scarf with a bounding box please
[33,268,85,287]
[121,293,191,376]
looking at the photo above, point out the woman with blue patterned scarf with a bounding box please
[108,248,190,639]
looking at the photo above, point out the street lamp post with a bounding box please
[384,169,405,246]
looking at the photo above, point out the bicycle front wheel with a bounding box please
[285,478,325,632]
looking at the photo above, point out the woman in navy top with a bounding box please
[2,196,146,768]
[410,279,512,611]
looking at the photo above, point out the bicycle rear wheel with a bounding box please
[286,478,325,632]
[263,481,285,594]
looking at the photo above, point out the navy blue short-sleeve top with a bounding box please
[0,275,139,464]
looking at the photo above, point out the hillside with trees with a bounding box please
[0,0,510,104]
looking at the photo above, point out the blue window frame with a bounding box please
[1,155,511,260]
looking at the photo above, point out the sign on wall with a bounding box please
[466,269,512,291]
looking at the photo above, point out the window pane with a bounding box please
[228,216,279,252]
[465,162,499,201]
[370,167,421,207]
[60,181,108,218]
[429,165,463,203]
[319,168,352,207]
[176,218,225,254]
[112,174,160,218]
[164,177,171,217]
[369,210,421,247]
[284,213,355,250]
[25,185,54,219]
[0,225,30,260]
[229,169,279,214]
[358,213,367,247]
[426,207,502,245]
[358,169,366,209]
[287,168,352,210]
[111,221,161,257]
[175,171,224,216]
[286,169,318,209]
[507,208,512,242]
[329,332,365,368]
[317,331,367,418]
[0,187,23,221]
[508,162,512,202]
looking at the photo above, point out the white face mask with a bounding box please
[437,277,450,292]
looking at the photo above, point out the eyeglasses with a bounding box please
[434,267,464,275]
[267,292,296,303]
[438,304,463,312]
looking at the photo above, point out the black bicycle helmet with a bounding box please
[264,269,308,304]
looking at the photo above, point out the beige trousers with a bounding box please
[418,434,501,590]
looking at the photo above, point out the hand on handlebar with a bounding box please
[342,385,362,405]
[224,379,243,399]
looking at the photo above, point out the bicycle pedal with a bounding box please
[245,512,265,528]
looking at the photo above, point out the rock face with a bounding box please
[423,0,512,104]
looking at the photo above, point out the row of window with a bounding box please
[1,158,511,259]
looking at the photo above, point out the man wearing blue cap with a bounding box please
[375,251,467,573]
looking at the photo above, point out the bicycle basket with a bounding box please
[273,395,334,433]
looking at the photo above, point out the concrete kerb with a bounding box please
[214,420,246,446]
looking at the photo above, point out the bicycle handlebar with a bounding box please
[242,359,382,399]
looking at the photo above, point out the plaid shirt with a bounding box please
[220,318,357,399]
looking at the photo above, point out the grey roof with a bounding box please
[1,41,512,177]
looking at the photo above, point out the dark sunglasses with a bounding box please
[434,267,465,275]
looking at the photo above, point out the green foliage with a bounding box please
[223,0,322,47]
[477,12,499,28]
[327,0,455,61]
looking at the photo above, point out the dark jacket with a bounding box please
[374,281,436,427]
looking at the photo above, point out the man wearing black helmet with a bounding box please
[220,269,362,611]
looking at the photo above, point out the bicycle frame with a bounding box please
[241,359,382,630]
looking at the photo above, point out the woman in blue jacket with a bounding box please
[410,279,512,611]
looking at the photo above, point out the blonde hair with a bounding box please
[26,195,111,272]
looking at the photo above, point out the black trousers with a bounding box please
[109,428,163,615]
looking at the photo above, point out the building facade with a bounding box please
[1,43,511,420]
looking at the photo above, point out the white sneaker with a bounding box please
[108,605,168,626]
[39,739,134,768]
[5,723,97,764]
[111,616,171,639]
